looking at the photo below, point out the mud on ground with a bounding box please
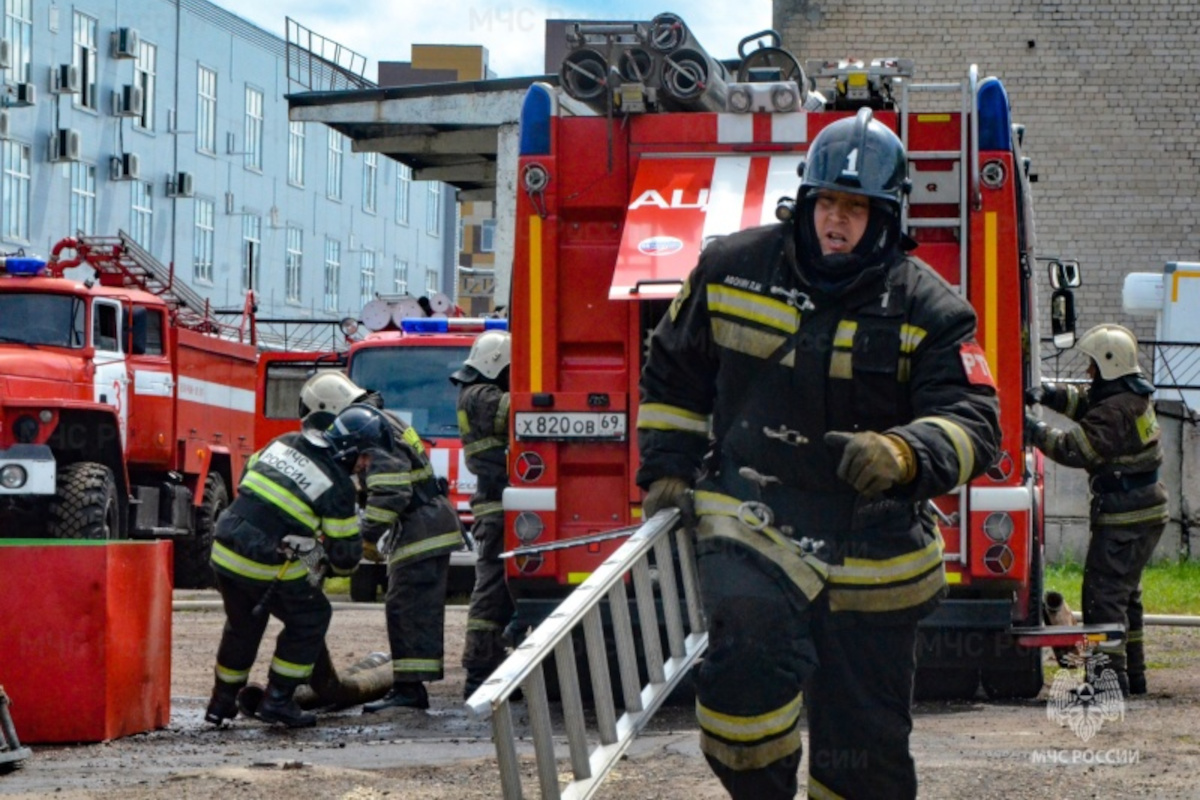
[2,594,1199,799]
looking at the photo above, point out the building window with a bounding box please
[394,258,408,295]
[193,199,215,283]
[481,218,497,253]
[285,227,303,303]
[242,215,262,292]
[326,128,343,200]
[426,182,442,236]
[363,152,378,214]
[288,122,305,186]
[426,268,439,295]
[324,238,341,312]
[360,250,376,307]
[72,12,97,110]
[244,86,263,171]
[3,0,33,85]
[396,164,410,225]
[197,66,217,155]
[69,163,96,236]
[134,41,157,131]
[130,180,153,248]
[1,140,30,241]
[457,214,465,252]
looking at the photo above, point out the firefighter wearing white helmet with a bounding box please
[1026,323,1166,696]
[450,330,514,699]
[299,372,370,417]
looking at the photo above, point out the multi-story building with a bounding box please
[0,0,456,321]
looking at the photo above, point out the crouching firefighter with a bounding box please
[205,408,368,728]
[637,108,1001,799]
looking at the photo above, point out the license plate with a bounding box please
[515,411,627,441]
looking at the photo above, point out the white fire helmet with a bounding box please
[299,372,368,416]
[452,331,511,383]
[1076,323,1142,380]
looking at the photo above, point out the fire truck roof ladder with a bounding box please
[466,509,705,800]
[899,64,978,295]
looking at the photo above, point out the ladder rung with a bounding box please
[909,151,963,160]
[906,217,962,228]
[906,82,962,92]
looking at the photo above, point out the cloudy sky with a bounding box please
[231,1,772,80]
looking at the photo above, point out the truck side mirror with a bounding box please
[1047,259,1081,290]
[130,306,148,356]
[1050,288,1076,350]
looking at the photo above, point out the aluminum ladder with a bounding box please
[465,509,707,800]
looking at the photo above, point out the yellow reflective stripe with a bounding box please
[320,515,359,539]
[699,726,803,772]
[467,618,502,632]
[388,531,463,565]
[1095,503,1169,527]
[211,541,308,581]
[1136,407,1160,443]
[496,393,510,432]
[899,323,927,353]
[1127,629,1144,643]
[215,664,250,684]
[242,471,318,529]
[707,284,799,333]
[457,409,471,436]
[365,506,400,524]
[829,351,853,380]
[637,402,709,434]
[1067,427,1102,465]
[471,500,504,517]
[711,317,788,359]
[394,658,442,673]
[914,416,974,485]
[827,564,946,613]
[465,436,506,456]
[696,691,803,742]
[833,319,857,349]
[829,537,943,585]
[808,776,847,800]
[270,656,314,680]
[897,356,912,382]
[1063,385,1083,418]
[401,425,426,455]
[367,466,434,488]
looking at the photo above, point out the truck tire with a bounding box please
[48,462,122,540]
[981,527,1046,700]
[175,474,228,590]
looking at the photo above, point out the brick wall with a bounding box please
[774,0,1200,339]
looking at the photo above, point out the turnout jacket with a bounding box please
[213,431,362,584]
[1035,380,1168,527]
[638,224,1001,621]
[360,409,462,566]
[457,382,510,518]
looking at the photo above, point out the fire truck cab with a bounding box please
[503,20,1096,700]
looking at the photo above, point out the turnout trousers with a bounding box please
[462,512,515,674]
[213,571,332,690]
[384,553,451,683]
[1083,521,1164,682]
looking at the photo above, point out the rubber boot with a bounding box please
[363,681,429,712]
[255,683,317,728]
[1043,591,1078,667]
[1127,673,1147,695]
[204,682,242,726]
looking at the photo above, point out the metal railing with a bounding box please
[1039,337,1200,414]
[465,509,706,800]
[285,17,375,92]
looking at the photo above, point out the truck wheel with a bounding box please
[48,462,121,539]
[175,474,228,590]
[981,647,1045,700]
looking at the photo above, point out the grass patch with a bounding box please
[1045,559,1200,615]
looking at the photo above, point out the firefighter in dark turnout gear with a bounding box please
[451,330,515,699]
[1026,324,1167,696]
[638,108,1001,800]
[206,415,365,728]
[347,402,463,713]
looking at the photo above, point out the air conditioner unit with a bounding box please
[0,111,9,141]
[111,152,140,181]
[0,38,11,70]
[13,82,36,107]
[52,63,80,95]
[112,84,143,117]
[167,171,194,198]
[113,27,140,59]
[50,128,82,163]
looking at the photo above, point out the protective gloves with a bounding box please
[1024,410,1049,449]
[824,431,917,496]
[642,476,696,526]
[362,540,385,563]
[376,525,400,559]
[1025,382,1058,407]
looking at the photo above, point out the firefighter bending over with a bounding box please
[1026,324,1167,696]
[301,372,462,712]
[451,331,515,699]
[205,407,367,728]
[637,108,1001,799]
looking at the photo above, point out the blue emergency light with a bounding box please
[976,77,1012,152]
[520,83,554,156]
[0,257,47,276]
[399,317,508,334]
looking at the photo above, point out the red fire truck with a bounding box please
[503,23,1092,699]
[0,233,257,589]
